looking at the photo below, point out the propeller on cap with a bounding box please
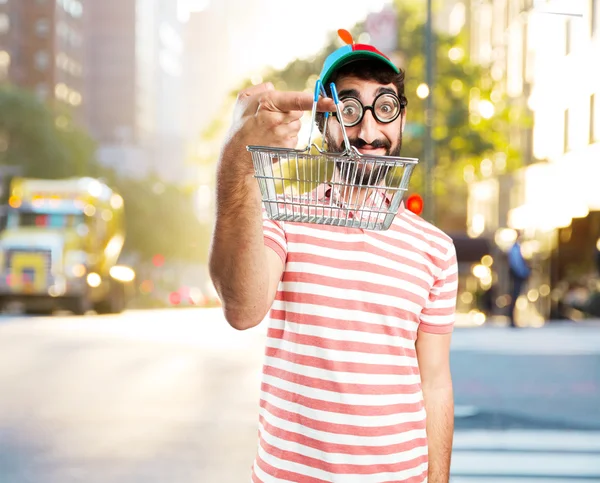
[337,29,354,46]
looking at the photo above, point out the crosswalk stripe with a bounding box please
[451,431,600,480]
[451,328,600,355]
[453,430,600,452]
[451,451,600,478]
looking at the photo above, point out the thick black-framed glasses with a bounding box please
[334,92,407,127]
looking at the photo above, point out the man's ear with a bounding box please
[401,109,408,133]
[316,112,326,133]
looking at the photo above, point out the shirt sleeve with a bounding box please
[262,207,287,266]
[419,242,458,334]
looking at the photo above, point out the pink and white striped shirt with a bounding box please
[253,193,458,483]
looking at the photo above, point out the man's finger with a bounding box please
[260,91,336,113]
[255,110,303,128]
[316,97,337,113]
[236,82,275,117]
[239,82,274,100]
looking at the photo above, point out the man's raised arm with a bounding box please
[208,83,334,330]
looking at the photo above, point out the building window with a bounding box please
[0,50,9,67]
[564,109,570,153]
[522,0,534,10]
[55,82,68,100]
[507,22,524,97]
[566,15,586,55]
[71,2,83,18]
[57,21,67,39]
[34,50,50,71]
[592,94,599,143]
[56,52,82,76]
[36,83,49,100]
[60,0,83,18]
[0,13,9,35]
[53,82,81,107]
[566,18,571,55]
[593,0,599,37]
[35,19,50,38]
[0,50,9,80]
[69,30,82,48]
[69,90,82,106]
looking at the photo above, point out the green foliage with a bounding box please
[392,1,524,228]
[126,183,208,263]
[0,85,96,179]
[96,169,210,264]
[0,85,206,264]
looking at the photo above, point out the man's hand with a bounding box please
[210,83,334,330]
[225,83,336,174]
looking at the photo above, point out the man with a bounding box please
[507,232,531,327]
[209,33,458,483]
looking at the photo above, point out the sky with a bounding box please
[179,0,395,138]
[236,0,393,71]
[179,0,393,77]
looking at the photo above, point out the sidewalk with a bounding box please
[451,318,600,355]
[455,312,600,329]
[450,429,600,482]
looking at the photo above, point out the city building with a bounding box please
[0,0,86,121]
[84,0,137,145]
[182,0,265,224]
[182,8,234,147]
[465,0,600,321]
[86,0,187,183]
[147,0,187,183]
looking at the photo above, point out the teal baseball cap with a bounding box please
[319,29,399,88]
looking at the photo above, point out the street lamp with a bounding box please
[423,0,434,223]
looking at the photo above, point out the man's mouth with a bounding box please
[349,139,391,155]
[356,145,386,155]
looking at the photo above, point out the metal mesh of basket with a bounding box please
[247,80,419,231]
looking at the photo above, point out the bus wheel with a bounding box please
[95,281,125,314]
[68,296,92,316]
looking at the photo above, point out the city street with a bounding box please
[0,308,598,483]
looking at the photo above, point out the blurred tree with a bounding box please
[390,1,526,230]
[0,85,207,264]
[97,170,210,264]
[0,85,96,179]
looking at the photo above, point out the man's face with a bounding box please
[325,75,407,186]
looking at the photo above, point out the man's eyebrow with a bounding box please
[376,87,398,96]
[337,88,360,98]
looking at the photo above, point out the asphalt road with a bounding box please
[0,309,598,483]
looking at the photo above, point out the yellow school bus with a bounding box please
[0,177,135,315]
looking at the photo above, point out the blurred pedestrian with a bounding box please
[595,237,600,277]
[507,232,531,327]
[209,30,458,483]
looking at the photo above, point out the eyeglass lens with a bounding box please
[340,94,401,127]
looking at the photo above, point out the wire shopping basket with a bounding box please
[247,80,419,231]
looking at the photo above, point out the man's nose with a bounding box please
[357,109,379,144]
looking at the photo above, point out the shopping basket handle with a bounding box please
[306,80,324,150]
[319,82,330,150]
[319,83,329,119]
[330,83,353,154]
